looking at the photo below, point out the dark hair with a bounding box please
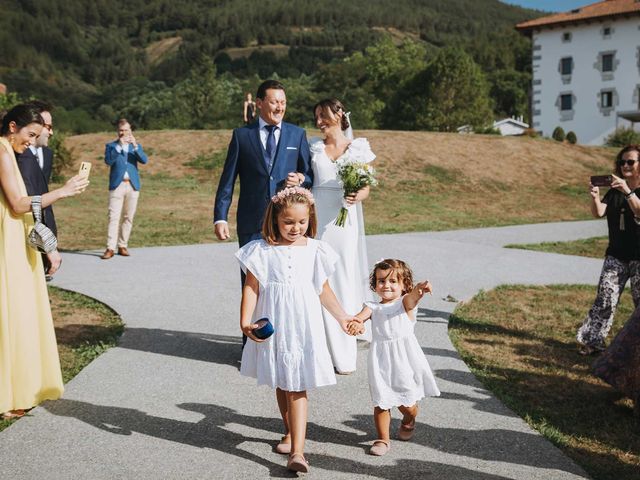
[256,80,285,100]
[262,189,317,245]
[117,118,132,129]
[0,103,44,135]
[313,98,350,131]
[614,144,640,176]
[24,99,53,114]
[369,259,414,295]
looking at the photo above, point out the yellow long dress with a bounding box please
[0,137,63,413]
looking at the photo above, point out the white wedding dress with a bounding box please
[310,137,375,373]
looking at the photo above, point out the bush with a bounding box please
[605,127,640,148]
[49,133,75,183]
[566,131,577,144]
[552,126,565,142]
[523,128,538,138]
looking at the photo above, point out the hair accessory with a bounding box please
[271,186,315,205]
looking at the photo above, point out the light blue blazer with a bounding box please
[105,140,148,191]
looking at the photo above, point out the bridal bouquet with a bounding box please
[334,156,378,227]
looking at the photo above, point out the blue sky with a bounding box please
[501,0,592,12]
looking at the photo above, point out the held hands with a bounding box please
[346,319,365,336]
[61,175,90,198]
[285,172,305,187]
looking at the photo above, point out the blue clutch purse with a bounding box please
[253,318,274,339]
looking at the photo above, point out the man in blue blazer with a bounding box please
[101,118,148,259]
[16,100,57,276]
[214,80,313,248]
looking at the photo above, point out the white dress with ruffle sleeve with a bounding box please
[310,137,375,373]
[366,299,440,410]
[236,238,339,391]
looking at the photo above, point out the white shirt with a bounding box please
[258,117,282,151]
[116,142,131,180]
[29,145,44,170]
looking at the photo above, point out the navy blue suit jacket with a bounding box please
[214,121,312,236]
[16,146,57,236]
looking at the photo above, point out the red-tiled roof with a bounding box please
[516,0,640,31]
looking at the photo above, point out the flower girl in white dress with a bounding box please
[349,259,441,456]
[236,186,356,473]
[310,98,375,374]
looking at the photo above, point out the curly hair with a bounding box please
[262,188,317,244]
[369,259,414,295]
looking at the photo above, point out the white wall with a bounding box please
[531,17,640,145]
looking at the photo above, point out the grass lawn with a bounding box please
[507,236,609,259]
[0,287,123,432]
[54,130,614,249]
[449,285,639,480]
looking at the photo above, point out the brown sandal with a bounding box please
[287,453,310,473]
[1,409,25,419]
[369,439,390,456]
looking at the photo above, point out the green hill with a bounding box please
[0,0,541,132]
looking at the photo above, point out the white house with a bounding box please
[517,0,640,145]
[493,116,529,136]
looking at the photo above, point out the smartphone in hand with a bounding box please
[590,175,612,187]
[78,161,92,179]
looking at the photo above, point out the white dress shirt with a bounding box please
[29,145,44,170]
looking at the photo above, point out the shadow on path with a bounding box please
[118,328,242,368]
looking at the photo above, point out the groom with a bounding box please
[213,79,313,248]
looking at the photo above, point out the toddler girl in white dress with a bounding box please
[236,186,357,473]
[349,259,440,456]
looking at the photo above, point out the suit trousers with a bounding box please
[107,181,140,250]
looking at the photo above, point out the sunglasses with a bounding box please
[617,159,638,167]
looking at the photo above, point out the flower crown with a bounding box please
[271,186,315,205]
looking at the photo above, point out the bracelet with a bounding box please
[626,191,636,199]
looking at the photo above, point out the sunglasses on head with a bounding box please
[617,159,638,167]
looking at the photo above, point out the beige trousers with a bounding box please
[106,181,140,250]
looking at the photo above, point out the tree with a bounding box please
[408,47,493,132]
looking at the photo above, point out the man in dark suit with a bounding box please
[213,79,313,248]
[16,100,57,277]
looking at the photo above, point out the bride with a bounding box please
[310,98,375,374]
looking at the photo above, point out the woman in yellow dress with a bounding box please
[0,104,88,418]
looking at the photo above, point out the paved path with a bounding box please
[0,220,608,479]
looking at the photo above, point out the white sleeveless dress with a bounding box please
[310,137,375,373]
[366,299,440,409]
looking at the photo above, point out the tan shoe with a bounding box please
[287,453,309,473]
[369,439,390,456]
[275,436,291,454]
[117,247,130,256]
[101,249,115,260]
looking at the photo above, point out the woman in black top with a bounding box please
[243,92,256,125]
[577,144,640,355]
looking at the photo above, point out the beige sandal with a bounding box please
[398,418,416,441]
[287,453,310,473]
[275,435,291,454]
[369,439,390,456]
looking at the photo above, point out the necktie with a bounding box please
[265,125,277,162]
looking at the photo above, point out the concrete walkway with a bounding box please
[0,220,607,479]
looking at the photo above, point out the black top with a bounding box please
[603,188,640,261]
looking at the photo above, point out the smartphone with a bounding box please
[590,175,612,187]
[78,161,92,179]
